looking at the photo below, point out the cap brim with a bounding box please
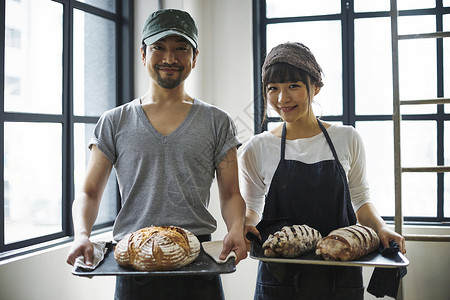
[143,30,197,49]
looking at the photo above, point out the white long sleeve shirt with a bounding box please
[238,124,371,217]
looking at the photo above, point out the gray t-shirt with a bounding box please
[89,98,241,241]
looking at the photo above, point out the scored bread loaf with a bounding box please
[114,225,200,271]
[315,224,380,261]
[263,224,322,258]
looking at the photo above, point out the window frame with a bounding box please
[253,0,450,225]
[0,0,134,258]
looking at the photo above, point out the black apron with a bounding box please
[254,120,364,300]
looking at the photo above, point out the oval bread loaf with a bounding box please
[114,225,200,271]
[315,224,380,261]
[263,224,322,258]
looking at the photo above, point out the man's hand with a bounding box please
[219,227,247,265]
[66,235,94,267]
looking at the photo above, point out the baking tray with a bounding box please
[72,245,236,277]
[249,239,409,268]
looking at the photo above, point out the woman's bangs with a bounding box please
[264,63,308,84]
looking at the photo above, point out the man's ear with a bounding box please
[192,49,199,69]
[140,47,146,65]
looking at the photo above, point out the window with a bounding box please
[5,28,20,48]
[253,0,450,224]
[1,0,133,257]
[4,76,20,96]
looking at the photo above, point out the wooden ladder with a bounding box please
[390,0,450,298]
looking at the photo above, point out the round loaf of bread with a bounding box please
[315,224,380,261]
[114,226,200,271]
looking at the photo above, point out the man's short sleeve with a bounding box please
[88,110,117,164]
[213,114,241,167]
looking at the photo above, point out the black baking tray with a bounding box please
[249,238,409,268]
[72,245,236,277]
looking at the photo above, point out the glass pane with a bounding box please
[399,38,437,114]
[444,15,450,113]
[4,0,63,114]
[76,0,116,13]
[401,121,436,167]
[354,0,389,13]
[403,173,436,217]
[4,122,62,244]
[73,9,117,117]
[446,122,450,217]
[446,121,450,166]
[266,21,342,116]
[355,17,392,115]
[356,121,394,217]
[398,0,435,10]
[266,0,340,18]
[398,15,435,35]
[445,174,450,218]
[74,123,117,225]
[445,0,450,7]
[398,16,436,114]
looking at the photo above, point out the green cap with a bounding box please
[142,9,198,49]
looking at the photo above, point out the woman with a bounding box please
[240,42,406,300]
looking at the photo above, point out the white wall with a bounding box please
[0,232,116,300]
[1,1,450,300]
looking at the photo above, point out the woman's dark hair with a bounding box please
[261,63,321,123]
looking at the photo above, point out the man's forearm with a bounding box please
[220,194,246,232]
[72,193,101,239]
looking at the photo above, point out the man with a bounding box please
[66,8,247,299]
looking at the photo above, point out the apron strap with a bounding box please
[317,119,347,178]
[281,122,287,161]
[317,119,340,163]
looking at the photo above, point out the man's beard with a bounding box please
[155,64,184,89]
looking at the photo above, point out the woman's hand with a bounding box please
[244,224,261,252]
[377,225,406,254]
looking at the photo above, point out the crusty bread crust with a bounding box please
[315,224,380,261]
[114,226,200,271]
[263,224,322,258]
